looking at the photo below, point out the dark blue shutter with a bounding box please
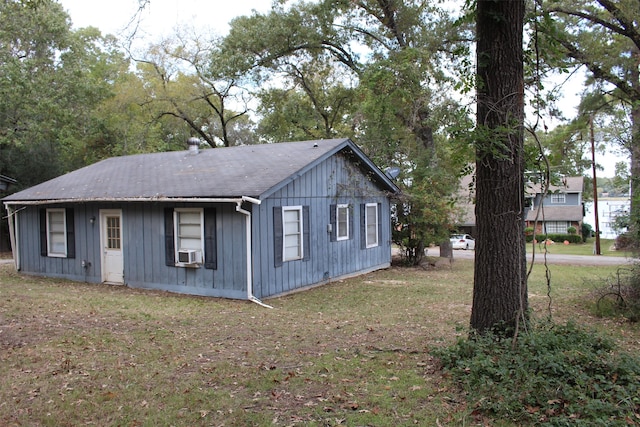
[273,206,283,267]
[204,208,217,269]
[40,209,47,256]
[66,208,75,259]
[302,206,310,261]
[348,204,354,241]
[164,208,175,266]
[329,204,337,242]
[360,203,366,249]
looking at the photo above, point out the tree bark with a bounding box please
[471,0,528,335]
[629,50,640,244]
[439,239,453,259]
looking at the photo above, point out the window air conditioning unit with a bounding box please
[178,249,200,264]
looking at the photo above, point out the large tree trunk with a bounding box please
[470,1,528,335]
[629,56,640,245]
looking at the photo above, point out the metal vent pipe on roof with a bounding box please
[187,137,200,155]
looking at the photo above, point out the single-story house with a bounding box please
[3,138,399,302]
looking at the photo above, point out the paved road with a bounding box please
[2,249,635,267]
[425,247,634,266]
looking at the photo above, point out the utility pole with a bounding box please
[590,116,601,255]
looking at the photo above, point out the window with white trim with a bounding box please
[544,221,570,234]
[106,215,121,249]
[47,208,67,257]
[550,193,566,204]
[283,206,303,261]
[336,204,349,241]
[174,208,204,263]
[365,203,379,248]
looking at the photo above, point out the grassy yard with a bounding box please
[1,259,638,426]
[528,238,630,257]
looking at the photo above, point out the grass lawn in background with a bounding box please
[0,258,637,426]
[529,238,633,257]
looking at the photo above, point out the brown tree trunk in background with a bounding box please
[439,239,453,259]
[629,75,640,244]
[470,0,528,335]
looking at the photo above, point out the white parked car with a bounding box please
[450,234,475,250]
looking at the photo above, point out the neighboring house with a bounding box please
[584,197,629,239]
[454,174,585,237]
[455,173,476,237]
[3,138,399,302]
[525,176,584,236]
[0,174,16,192]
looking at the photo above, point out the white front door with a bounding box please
[100,210,124,284]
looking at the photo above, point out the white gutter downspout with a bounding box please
[4,204,19,270]
[236,197,273,309]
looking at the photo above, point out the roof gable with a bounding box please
[4,139,398,203]
[526,176,584,195]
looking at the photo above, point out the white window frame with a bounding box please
[283,206,303,261]
[336,204,349,241]
[550,193,566,204]
[544,221,570,234]
[174,208,204,265]
[46,208,67,257]
[365,203,379,248]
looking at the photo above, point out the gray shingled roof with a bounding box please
[525,205,584,222]
[526,176,584,194]
[4,138,398,203]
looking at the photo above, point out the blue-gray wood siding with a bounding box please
[534,192,582,207]
[16,204,99,282]
[251,151,392,299]
[12,151,394,299]
[14,202,247,299]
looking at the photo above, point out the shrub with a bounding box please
[526,234,581,244]
[435,322,640,425]
[594,264,640,322]
[526,233,545,243]
[557,234,581,244]
[582,223,594,242]
[567,226,577,235]
[615,233,638,251]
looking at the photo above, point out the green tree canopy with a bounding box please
[0,0,129,188]
[219,1,473,259]
[538,0,640,238]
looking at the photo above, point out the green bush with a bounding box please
[525,234,582,244]
[435,322,640,425]
[594,265,640,322]
[567,226,577,234]
[615,233,638,251]
[558,234,582,244]
[526,233,543,243]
